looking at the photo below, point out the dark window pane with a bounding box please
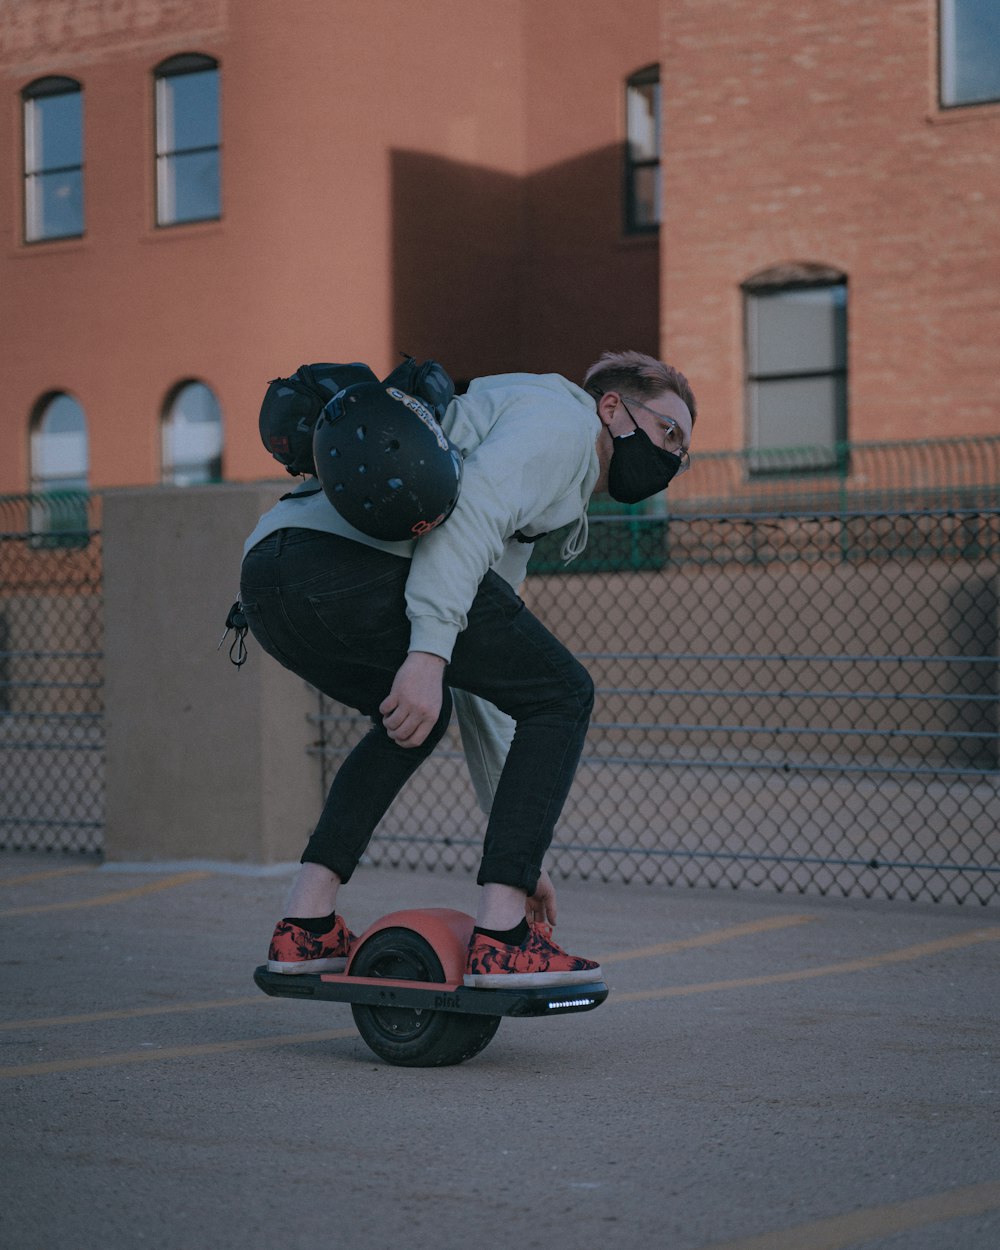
[941,0,1000,105]
[625,67,660,232]
[159,68,219,152]
[32,395,88,485]
[749,375,846,453]
[158,150,220,224]
[156,65,220,225]
[24,85,83,241]
[27,168,83,240]
[748,286,846,376]
[745,279,848,470]
[163,383,223,484]
[630,165,660,230]
[627,80,659,161]
[26,91,82,171]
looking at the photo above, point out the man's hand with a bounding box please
[525,868,557,927]
[379,651,447,748]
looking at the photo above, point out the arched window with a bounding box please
[625,64,660,233]
[22,77,84,242]
[743,264,848,474]
[162,381,223,485]
[154,53,220,225]
[31,392,89,492]
[30,393,89,541]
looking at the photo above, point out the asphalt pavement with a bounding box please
[2,853,999,1250]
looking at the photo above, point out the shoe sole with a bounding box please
[267,956,349,974]
[463,965,603,989]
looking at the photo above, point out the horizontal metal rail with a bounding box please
[597,685,997,705]
[582,650,997,664]
[362,831,999,878]
[2,817,103,830]
[543,842,1000,876]
[588,720,998,743]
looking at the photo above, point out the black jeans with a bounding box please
[239,528,594,894]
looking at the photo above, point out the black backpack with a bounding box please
[259,361,379,476]
[381,354,456,418]
[258,355,456,477]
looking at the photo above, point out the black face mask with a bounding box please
[607,418,684,504]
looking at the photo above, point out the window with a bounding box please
[30,393,90,542]
[162,382,223,484]
[22,77,84,242]
[940,0,1000,107]
[744,268,848,474]
[625,65,660,233]
[31,393,89,492]
[155,54,220,225]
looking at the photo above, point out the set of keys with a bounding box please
[217,600,249,669]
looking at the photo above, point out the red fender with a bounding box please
[345,908,474,984]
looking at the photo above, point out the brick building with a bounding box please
[1,0,997,500]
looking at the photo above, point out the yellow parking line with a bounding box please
[697,1175,1000,1250]
[0,1026,359,1079]
[4,921,996,1079]
[0,995,269,1032]
[1,914,817,1032]
[615,926,1000,1002]
[0,870,212,917]
[598,913,817,964]
[0,865,97,887]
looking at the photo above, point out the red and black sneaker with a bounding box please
[267,915,355,974]
[463,922,602,989]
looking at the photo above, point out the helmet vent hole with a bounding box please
[355,425,366,440]
[387,439,401,451]
[387,478,403,490]
[362,499,374,511]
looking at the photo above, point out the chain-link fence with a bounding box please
[663,435,1000,516]
[0,493,104,854]
[316,504,999,906]
[3,451,998,907]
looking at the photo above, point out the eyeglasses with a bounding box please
[619,396,692,474]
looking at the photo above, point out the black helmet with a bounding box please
[259,362,379,475]
[313,382,464,541]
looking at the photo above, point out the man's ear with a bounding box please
[595,390,620,429]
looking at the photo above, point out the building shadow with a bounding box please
[390,145,659,386]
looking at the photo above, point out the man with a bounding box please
[239,349,696,987]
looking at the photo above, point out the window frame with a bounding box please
[154,52,221,227]
[22,75,84,244]
[939,0,1000,109]
[742,269,849,478]
[624,63,661,235]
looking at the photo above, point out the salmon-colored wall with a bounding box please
[661,0,1000,452]
[0,0,664,494]
[0,0,529,491]
[516,0,661,380]
[3,1,998,494]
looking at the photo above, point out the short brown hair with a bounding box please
[583,350,698,424]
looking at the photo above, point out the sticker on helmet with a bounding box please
[386,387,450,452]
[411,514,446,536]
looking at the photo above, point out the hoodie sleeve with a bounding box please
[404,391,595,661]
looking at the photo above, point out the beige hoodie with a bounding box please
[243,371,601,812]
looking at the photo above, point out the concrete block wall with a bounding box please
[102,484,320,864]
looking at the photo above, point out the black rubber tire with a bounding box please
[349,927,501,1067]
